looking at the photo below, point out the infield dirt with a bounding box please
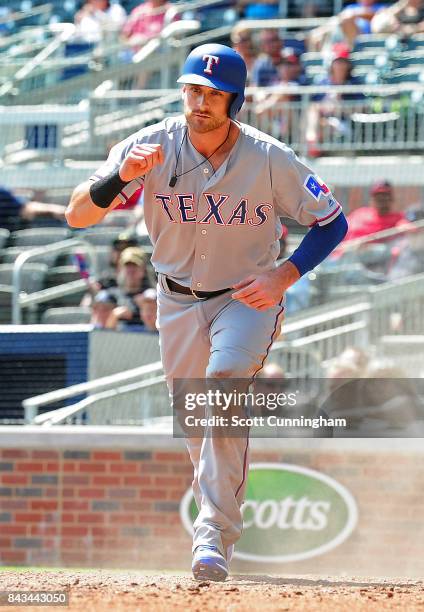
[1,570,424,611]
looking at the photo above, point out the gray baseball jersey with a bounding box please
[91,115,341,292]
[89,115,342,560]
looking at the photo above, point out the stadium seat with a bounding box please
[78,228,125,246]
[0,246,58,266]
[11,227,71,247]
[0,229,10,250]
[353,34,388,53]
[101,210,137,228]
[384,68,424,84]
[46,265,82,287]
[41,306,91,325]
[0,263,48,293]
[0,284,13,324]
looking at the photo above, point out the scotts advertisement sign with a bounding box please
[180,463,358,562]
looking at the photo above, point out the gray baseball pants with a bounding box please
[156,273,284,557]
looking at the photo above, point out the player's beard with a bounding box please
[184,109,228,134]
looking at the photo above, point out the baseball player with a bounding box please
[66,44,348,581]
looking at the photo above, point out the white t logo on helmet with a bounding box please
[203,54,220,75]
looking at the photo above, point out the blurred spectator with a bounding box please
[0,185,66,232]
[74,0,126,43]
[251,29,284,87]
[387,225,424,280]
[90,289,118,329]
[326,346,369,391]
[238,0,280,19]
[309,0,388,51]
[122,0,172,48]
[305,48,365,157]
[255,48,308,138]
[113,246,154,328]
[231,28,257,82]
[133,288,159,333]
[294,0,332,17]
[372,0,424,35]
[343,181,408,242]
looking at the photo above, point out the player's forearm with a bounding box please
[65,181,117,228]
[274,260,301,291]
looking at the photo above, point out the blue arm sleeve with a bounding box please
[287,212,348,276]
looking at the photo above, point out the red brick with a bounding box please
[92,526,120,538]
[92,475,121,486]
[31,450,59,460]
[79,463,106,473]
[107,513,136,525]
[61,538,82,550]
[63,462,76,472]
[110,463,137,474]
[140,463,169,474]
[139,489,167,500]
[45,462,60,472]
[62,488,76,498]
[62,551,87,564]
[154,476,183,487]
[138,514,168,526]
[45,487,59,498]
[168,489,185,501]
[4,525,27,535]
[15,462,44,472]
[0,538,12,548]
[61,526,89,537]
[77,513,104,524]
[1,450,28,459]
[92,452,122,461]
[123,476,152,486]
[1,474,28,485]
[78,488,106,499]
[42,538,58,550]
[155,452,185,462]
[122,501,149,512]
[61,513,75,523]
[30,525,58,536]
[63,475,90,486]
[63,500,89,511]
[123,501,151,512]
[0,550,26,563]
[15,513,43,522]
[153,527,180,537]
[30,500,58,511]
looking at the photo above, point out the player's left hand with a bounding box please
[232,263,300,311]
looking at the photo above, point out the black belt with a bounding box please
[166,278,232,300]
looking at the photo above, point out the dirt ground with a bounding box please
[1,570,424,611]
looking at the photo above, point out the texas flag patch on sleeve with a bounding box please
[304,174,330,201]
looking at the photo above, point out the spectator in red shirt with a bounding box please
[122,0,172,48]
[344,181,408,242]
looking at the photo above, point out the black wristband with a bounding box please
[89,168,130,209]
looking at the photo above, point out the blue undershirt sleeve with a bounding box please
[287,212,348,276]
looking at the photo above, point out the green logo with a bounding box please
[180,463,358,562]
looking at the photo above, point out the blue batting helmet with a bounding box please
[177,44,247,119]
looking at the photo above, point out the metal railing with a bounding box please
[3,82,423,164]
[12,239,98,324]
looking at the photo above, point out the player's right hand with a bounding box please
[119,144,164,182]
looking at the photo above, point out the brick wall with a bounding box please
[0,431,423,577]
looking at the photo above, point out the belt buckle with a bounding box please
[191,288,207,300]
